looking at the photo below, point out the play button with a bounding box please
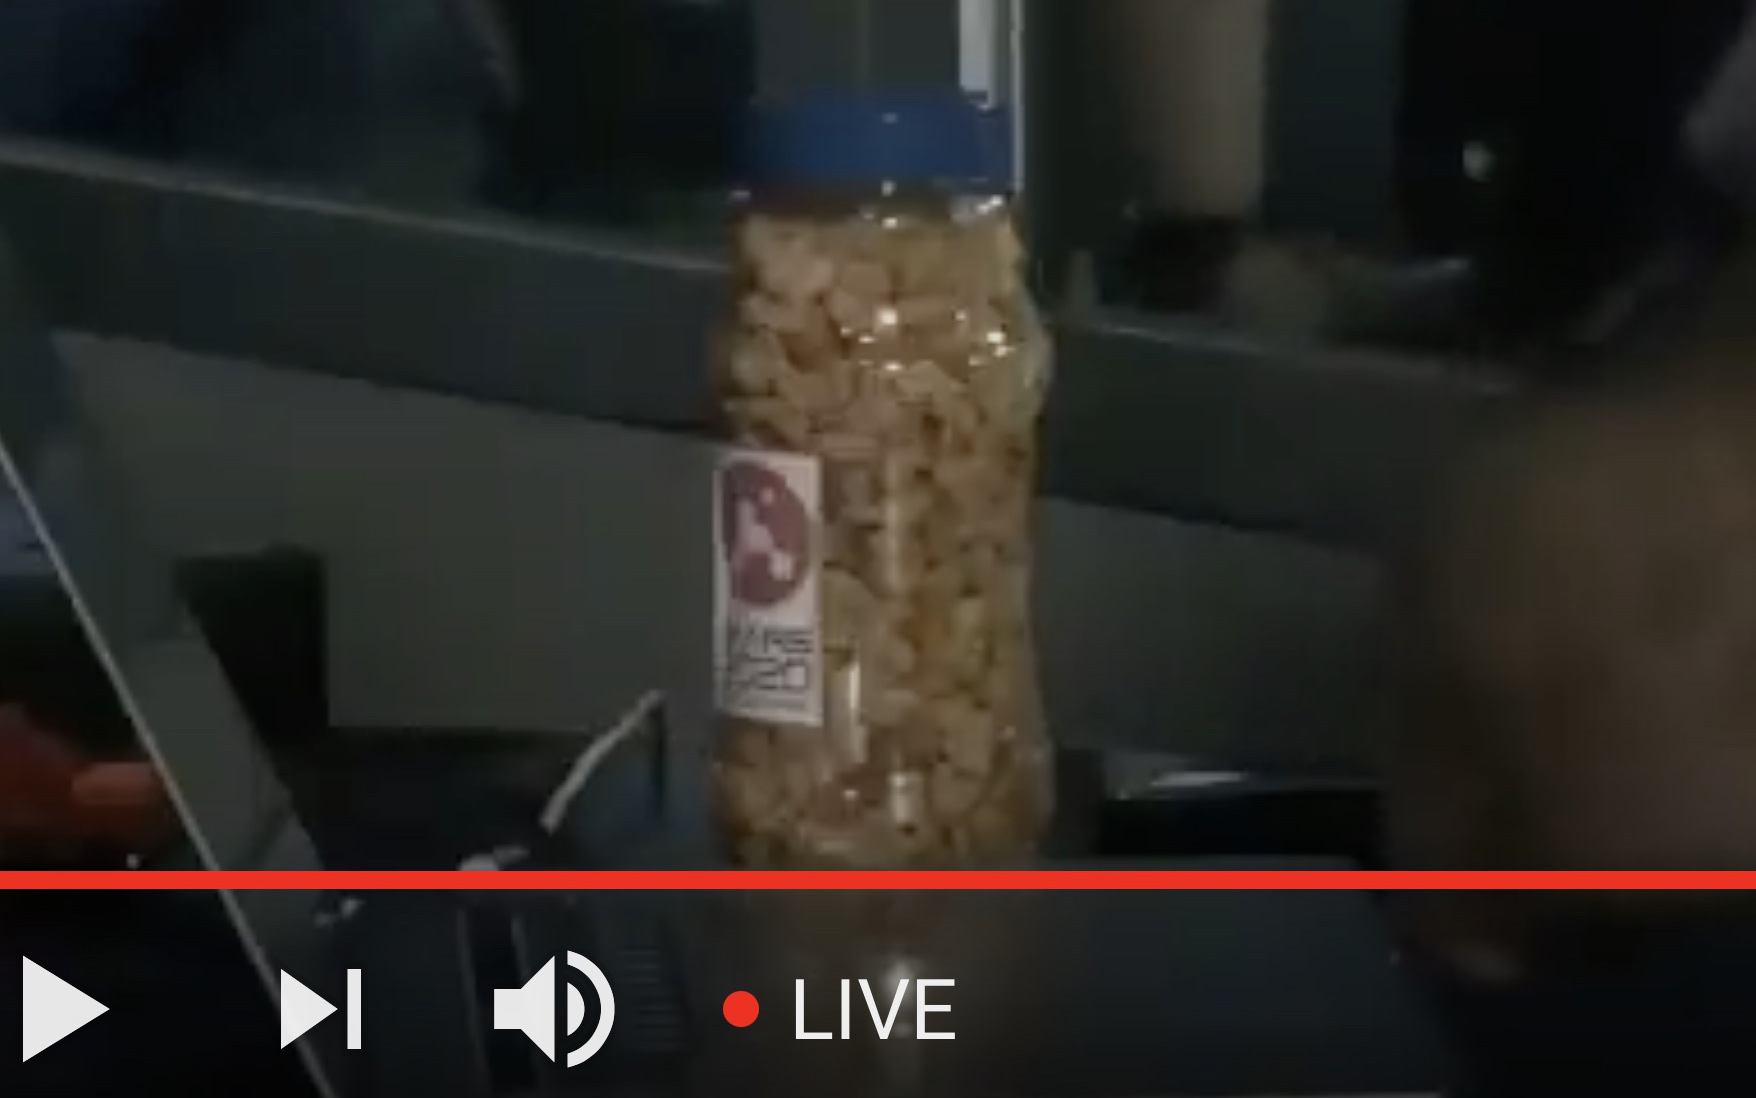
[21,958,109,1062]
[279,971,338,1048]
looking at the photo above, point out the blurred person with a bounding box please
[1385,4,1756,1092]
[0,702,175,864]
[0,0,233,148]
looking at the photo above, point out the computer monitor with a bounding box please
[0,235,351,1098]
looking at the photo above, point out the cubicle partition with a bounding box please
[0,136,1502,775]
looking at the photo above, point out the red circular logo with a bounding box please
[719,460,811,608]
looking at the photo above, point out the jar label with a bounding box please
[712,445,823,727]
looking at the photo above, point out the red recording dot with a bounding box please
[722,990,759,1027]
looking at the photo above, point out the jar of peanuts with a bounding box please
[711,90,1053,868]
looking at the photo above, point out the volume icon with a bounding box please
[493,953,616,1067]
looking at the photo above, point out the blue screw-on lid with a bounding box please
[743,88,1013,191]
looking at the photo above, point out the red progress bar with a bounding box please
[1,870,1754,890]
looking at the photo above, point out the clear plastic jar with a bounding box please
[710,91,1054,868]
